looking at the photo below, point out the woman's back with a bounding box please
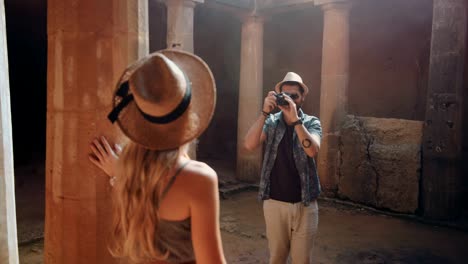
[158,159,216,221]
[156,159,220,263]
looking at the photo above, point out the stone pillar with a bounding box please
[315,0,351,195]
[237,16,264,182]
[165,0,203,52]
[422,0,466,219]
[46,1,148,263]
[164,0,203,159]
[0,0,19,262]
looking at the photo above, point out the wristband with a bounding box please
[291,119,303,126]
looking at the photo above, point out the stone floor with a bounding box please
[15,161,45,245]
[220,191,468,264]
[18,190,468,264]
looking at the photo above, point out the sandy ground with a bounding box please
[18,190,468,264]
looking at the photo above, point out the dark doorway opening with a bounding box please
[5,0,47,244]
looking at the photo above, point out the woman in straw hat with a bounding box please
[88,49,226,264]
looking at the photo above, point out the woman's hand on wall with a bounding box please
[89,136,122,178]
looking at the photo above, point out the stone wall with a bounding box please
[338,115,423,213]
[349,0,433,120]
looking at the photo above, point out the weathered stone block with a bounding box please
[338,115,423,213]
[338,115,377,206]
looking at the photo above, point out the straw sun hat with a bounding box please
[274,72,309,95]
[108,49,216,150]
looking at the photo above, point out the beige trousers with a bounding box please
[263,199,319,264]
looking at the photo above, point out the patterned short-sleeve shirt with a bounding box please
[259,109,322,205]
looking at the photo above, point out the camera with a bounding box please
[274,93,290,106]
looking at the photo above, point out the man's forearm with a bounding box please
[294,124,320,157]
[243,114,266,151]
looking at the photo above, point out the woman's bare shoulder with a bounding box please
[184,160,217,179]
[179,160,218,191]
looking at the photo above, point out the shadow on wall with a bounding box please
[194,5,241,163]
[149,0,167,52]
[349,0,433,121]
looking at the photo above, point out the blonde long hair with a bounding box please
[109,140,189,263]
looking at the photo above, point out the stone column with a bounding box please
[0,0,19,262]
[164,0,203,159]
[165,0,203,52]
[315,0,351,194]
[422,0,466,219]
[46,1,148,263]
[237,15,264,182]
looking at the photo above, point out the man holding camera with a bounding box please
[243,72,322,264]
